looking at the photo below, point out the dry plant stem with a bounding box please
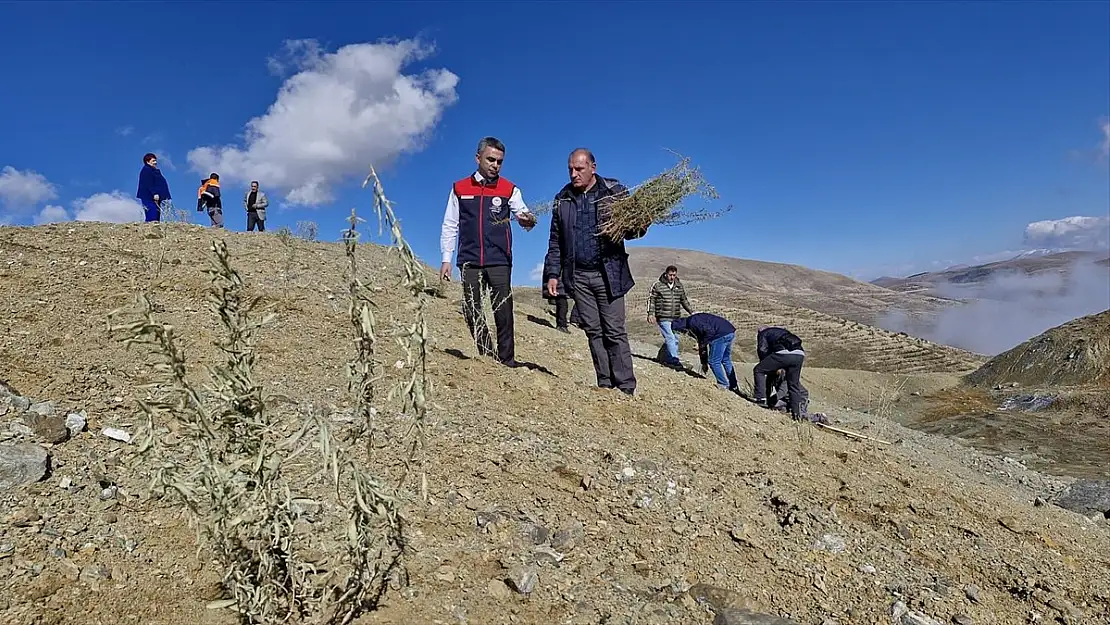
[108,239,405,625]
[343,208,379,459]
[361,166,430,499]
[597,153,731,241]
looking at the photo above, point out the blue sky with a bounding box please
[0,1,1107,281]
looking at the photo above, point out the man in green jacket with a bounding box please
[647,265,694,369]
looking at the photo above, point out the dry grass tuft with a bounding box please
[598,153,731,240]
[160,200,192,224]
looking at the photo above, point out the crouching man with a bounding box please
[753,325,808,419]
[671,312,739,392]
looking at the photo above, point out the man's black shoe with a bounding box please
[556,326,570,334]
[501,359,523,368]
[619,388,634,396]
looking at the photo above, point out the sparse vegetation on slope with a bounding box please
[1,222,1109,625]
[965,310,1110,388]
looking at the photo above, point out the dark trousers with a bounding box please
[753,353,806,418]
[572,269,635,392]
[553,296,569,328]
[461,265,515,363]
[247,211,265,232]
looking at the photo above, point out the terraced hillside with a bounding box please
[628,280,984,374]
[625,247,957,325]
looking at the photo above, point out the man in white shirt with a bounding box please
[440,136,536,366]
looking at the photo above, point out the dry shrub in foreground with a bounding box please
[598,153,731,240]
[109,195,425,623]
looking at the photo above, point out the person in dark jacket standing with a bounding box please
[671,313,739,391]
[440,137,537,366]
[243,181,269,232]
[753,325,808,419]
[136,153,171,222]
[543,148,648,395]
[647,265,694,369]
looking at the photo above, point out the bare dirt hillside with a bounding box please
[965,310,1110,389]
[873,251,1110,297]
[626,247,955,325]
[2,222,1109,625]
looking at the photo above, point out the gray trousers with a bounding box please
[207,207,225,228]
[571,269,635,392]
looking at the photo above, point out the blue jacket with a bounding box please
[671,313,735,345]
[136,164,171,203]
[542,176,647,299]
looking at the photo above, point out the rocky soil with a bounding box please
[2,222,1109,625]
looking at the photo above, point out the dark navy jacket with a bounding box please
[453,175,518,268]
[672,313,736,345]
[136,164,171,204]
[542,176,646,299]
[756,326,804,359]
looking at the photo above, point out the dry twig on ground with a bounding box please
[598,153,731,240]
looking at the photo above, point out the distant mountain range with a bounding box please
[871,250,1110,296]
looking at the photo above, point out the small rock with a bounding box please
[101,428,132,444]
[103,513,118,524]
[100,485,118,500]
[528,524,550,545]
[551,522,585,551]
[965,584,981,603]
[59,476,72,489]
[487,579,512,600]
[0,443,50,490]
[1033,497,1046,507]
[621,467,636,479]
[11,507,42,527]
[532,545,564,565]
[79,563,111,583]
[859,564,877,574]
[28,401,55,417]
[9,422,34,437]
[812,533,846,554]
[0,542,14,559]
[65,412,87,437]
[26,413,69,444]
[506,567,537,594]
[953,615,973,625]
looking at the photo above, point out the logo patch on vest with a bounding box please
[490,196,503,215]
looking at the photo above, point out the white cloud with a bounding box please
[188,38,459,207]
[71,191,144,223]
[529,261,545,282]
[34,205,69,224]
[116,125,135,137]
[1023,215,1110,251]
[0,166,59,208]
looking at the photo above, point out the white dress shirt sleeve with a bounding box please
[509,186,530,218]
[440,189,460,264]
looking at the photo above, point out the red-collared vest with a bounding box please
[453,175,517,267]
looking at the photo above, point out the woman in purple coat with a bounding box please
[136,153,171,222]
